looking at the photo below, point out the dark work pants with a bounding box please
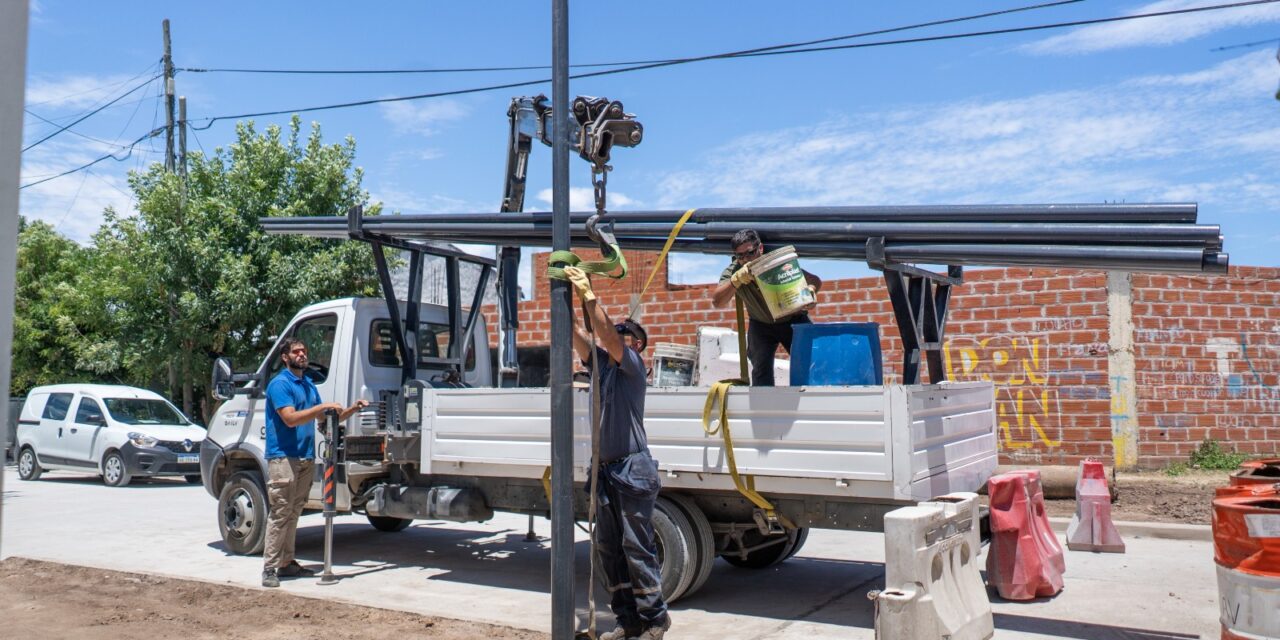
[747,314,811,386]
[595,452,667,630]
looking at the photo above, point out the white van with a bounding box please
[15,384,207,487]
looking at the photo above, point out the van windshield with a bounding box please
[104,399,189,426]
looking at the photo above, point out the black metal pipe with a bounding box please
[264,202,1198,225]
[321,219,1221,249]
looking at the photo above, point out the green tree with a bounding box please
[80,116,383,419]
[10,217,111,394]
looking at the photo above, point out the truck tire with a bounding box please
[722,527,804,569]
[653,498,696,603]
[102,451,132,487]
[218,471,267,555]
[367,515,412,532]
[784,527,810,560]
[661,494,715,599]
[17,446,42,481]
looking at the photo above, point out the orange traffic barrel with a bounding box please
[1230,458,1280,487]
[1213,483,1280,639]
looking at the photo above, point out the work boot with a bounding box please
[278,560,316,577]
[261,568,280,588]
[636,615,671,640]
[598,625,641,640]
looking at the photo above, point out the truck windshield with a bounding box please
[104,399,189,426]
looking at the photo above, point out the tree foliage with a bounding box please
[12,117,383,420]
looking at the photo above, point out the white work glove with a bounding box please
[730,266,754,288]
[563,266,596,302]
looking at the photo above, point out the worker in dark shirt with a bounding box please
[711,229,822,386]
[563,266,671,640]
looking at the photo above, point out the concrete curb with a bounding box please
[1047,515,1211,542]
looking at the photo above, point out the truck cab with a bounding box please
[199,297,491,554]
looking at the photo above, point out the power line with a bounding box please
[22,73,162,152]
[23,61,159,108]
[179,0,1083,76]
[1210,36,1280,51]
[189,0,1279,130]
[24,109,132,150]
[19,127,165,190]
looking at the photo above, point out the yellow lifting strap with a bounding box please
[546,242,627,282]
[700,296,794,530]
[627,208,696,320]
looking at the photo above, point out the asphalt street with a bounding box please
[0,466,1221,639]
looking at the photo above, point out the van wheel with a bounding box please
[102,451,132,487]
[17,447,42,481]
[367,515,413,532]
[218,471,267,555]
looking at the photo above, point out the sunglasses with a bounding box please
[734,244,760,260]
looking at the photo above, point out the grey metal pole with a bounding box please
[549,0,575,637]
[0,0,30,561]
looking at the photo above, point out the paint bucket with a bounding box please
[747,245,815,321]
[651,343,697,386]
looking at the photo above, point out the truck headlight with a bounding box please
[128,432,158,448]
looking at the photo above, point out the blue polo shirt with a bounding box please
[264,368,320,460]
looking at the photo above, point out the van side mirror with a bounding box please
[212,357,263,401]
[86,412,105,426]
[212,358,235,400]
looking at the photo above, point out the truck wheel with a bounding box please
[218,471,267,555]
[367,515,412,532]
[185,475,203,485]
[17,446,42,481]
[661,494,715,599]
[722,527,803,569]
[102,451,132,487]
[653,499,696,603]
[785,527,810,560]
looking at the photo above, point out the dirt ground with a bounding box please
[1040,468,1230,525]
[0,557,548,640]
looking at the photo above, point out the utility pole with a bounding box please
[0,0,31,561]
[163,19,175,173]
[178,96,187,178]
[549,0,574,637]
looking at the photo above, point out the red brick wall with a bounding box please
[482,251,1280,469]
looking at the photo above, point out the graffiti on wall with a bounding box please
[943,335,1064,450]
[1142,322,1280,428]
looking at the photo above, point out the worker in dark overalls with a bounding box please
[563,266,671,640]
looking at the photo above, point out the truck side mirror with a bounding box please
[212,357,235,400]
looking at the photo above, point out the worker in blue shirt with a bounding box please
[563,266,671,640]
[261,337,367,588]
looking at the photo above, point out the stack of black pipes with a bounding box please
[261,203,1228,274]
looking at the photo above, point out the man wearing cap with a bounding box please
[711,229,822,386]
[563,266,670,640]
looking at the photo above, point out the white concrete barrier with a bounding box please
[871,492,993,640]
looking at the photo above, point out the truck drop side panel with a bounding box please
[422,381,995,504]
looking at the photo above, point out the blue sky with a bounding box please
[18,1,1280,289]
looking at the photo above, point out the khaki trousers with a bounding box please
[263,457,313,570]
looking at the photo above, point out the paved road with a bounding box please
[0,466,1220,639]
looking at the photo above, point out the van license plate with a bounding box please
[177,455,198,464]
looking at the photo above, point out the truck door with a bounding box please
[37,391,75,463]
[67,397,109,465]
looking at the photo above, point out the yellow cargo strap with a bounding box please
[541,466,552,506]
[546,242,627,282]
[627,208,696,320]
[701,296,793,530]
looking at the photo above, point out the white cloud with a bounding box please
[19,140,140,243]
[370,184,480,213]
[378,99,469,137]
[655,51,1280,224]
[25,74,142,110]
[1022,1,1280,55]
[668,252,728,285]
[536,187,638,210]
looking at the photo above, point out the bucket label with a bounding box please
[1245,513,1280,538]
[750,247,815,321]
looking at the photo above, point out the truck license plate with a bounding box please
[177,454,198,464]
